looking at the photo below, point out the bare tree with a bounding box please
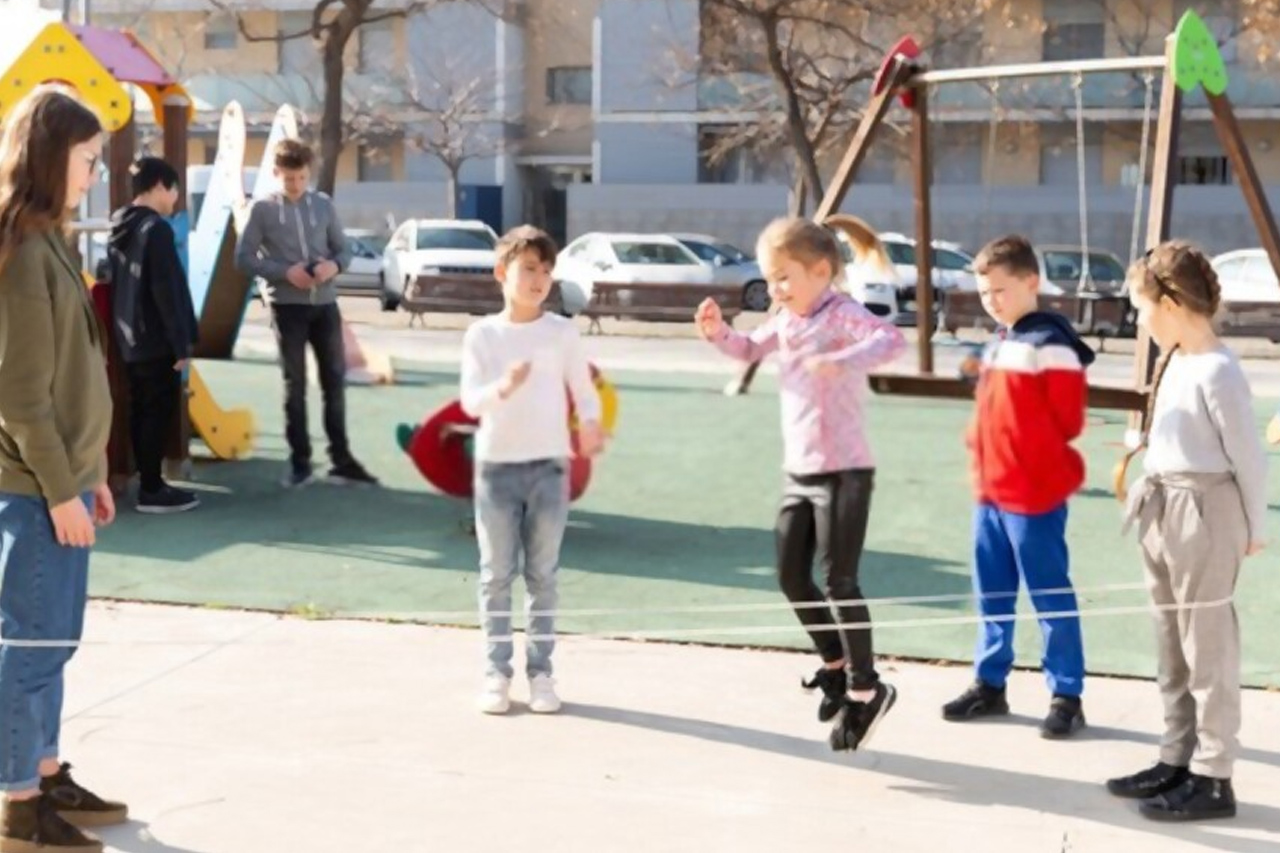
[694,0,1018,213]
[394,63,512,217]
[207,0,494,196]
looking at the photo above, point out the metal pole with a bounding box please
[910,55,1166,86]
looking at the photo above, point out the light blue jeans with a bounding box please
[474,460,569,680]
[0,492,92,791]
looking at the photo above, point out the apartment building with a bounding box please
[41,0,1280,253]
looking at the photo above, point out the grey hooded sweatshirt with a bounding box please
[235,189,352,306]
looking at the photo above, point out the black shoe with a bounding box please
[829,681,897,752]
[942,681,1009,722]
[0,793,103,851]
[281,464,316,489]
[1040,694,1085,739]
[40,763,128,828]
[800,667,847,723]
[135,484,199,514]
[327,460,379,487]
[1140,775,1236,822]
[1106,762,1191,800]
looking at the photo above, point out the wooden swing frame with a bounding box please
[822,29,1280,424]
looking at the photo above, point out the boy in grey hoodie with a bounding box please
[236,139,377,487]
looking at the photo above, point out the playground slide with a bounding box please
[194,104,298,360]
[190,102,247,359]
[187,365,255,460]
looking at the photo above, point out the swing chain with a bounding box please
[983,79,1001,240]
[1072,72,1092,292]
[1128,72,1157,264]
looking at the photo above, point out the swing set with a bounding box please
[808,9,1280,495]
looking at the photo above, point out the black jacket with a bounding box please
[108,205,198,364]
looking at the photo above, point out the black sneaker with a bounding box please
[135,484,199,514]
[801,667,847,723]
[1107,762,1191,800]
[828,681,897,752]
[1139,775,1236,822]
[281,464,316,489]
[0,793,103,851]
[327,460,379,487]
[942,681,1010,722]
[39,763,127,828]
[1040,694,1085,739]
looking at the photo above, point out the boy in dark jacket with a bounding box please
[108,157,200,513]
[942,235,1095,738]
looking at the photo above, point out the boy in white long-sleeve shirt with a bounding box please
[460,225,604,715]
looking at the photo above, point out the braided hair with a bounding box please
[1125,240,1222,442]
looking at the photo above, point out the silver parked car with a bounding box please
[671,233,771,312]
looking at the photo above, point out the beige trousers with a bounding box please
[1124,472,1249,779]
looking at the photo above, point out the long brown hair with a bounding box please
[0,85,103,272]
[1126,240,1222,435]
[755,213,891,285]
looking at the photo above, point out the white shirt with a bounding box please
[1144,346,1268,543]
[460,313,601,464]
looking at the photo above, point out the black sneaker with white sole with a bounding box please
[281,464,316,489]
[327,460,379,487]
[135,485,200,514]
[828,681,897,752]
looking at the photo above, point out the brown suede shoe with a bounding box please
[0,794,103,852]
[39,765,127,828]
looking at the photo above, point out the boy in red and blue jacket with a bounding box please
[943,235,1095,739]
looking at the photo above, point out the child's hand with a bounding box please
[803,355,839,378]
[498,361,532,399]
[1246,541,1266,557]
[695,298,724,339]
[576,420,605,458]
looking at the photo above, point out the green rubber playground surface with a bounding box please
[91,358,1280,688]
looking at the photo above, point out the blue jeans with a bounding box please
[973,502,1085,697]
[0,492,92,791]
[474,460,569,680]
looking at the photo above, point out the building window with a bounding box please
[547,67,591,105]
[278,12,315,75]
[358,146,393,182]
[204,15,237,51]
[359,18,395,75]
[1041,0,1104,62]
[1178,156,1231,185]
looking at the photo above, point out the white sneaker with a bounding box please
[528,674,561,714]
[477,676,511,715]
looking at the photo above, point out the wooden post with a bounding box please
[911,85,935,374]
[162,98,193,480]
[814,58,913,220]
[1132,41,1181,423]
[104,116,137,491]
[107,116,136,213]
[1207,91,1280,290]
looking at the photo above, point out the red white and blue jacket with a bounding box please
[967,312,1096,514]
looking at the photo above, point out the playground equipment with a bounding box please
[399,365,618,502]
[755,9,1280,498]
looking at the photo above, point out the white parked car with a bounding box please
[553,232,718,315]
[381,219,498,311]
[670,233,770,312]
[879,233,976,323]
[836,237,899,323]
[1210,249,1280,303]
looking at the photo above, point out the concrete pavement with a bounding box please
[62,602,1280,853]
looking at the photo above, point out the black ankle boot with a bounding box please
[0,794,103,851]
[1106,762,1190,799]
[1140,774,1236,822]
[801,667,847,722]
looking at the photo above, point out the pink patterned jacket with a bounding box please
[712,289,907,475]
